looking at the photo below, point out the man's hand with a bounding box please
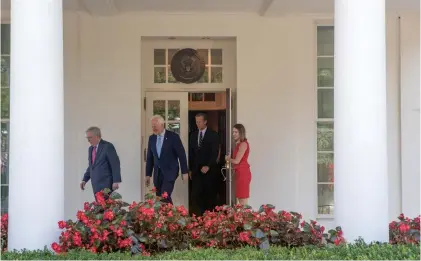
[80,181,86,190]
[112,183,119,190]
[201,166,209,174]
[182,173,189,183]
[145,176,151,187]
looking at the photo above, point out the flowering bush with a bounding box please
[51,189,138,255]
[1,213,7,252]
[6,189,418,256]
[389,213,420,245]
[51,189,345,255]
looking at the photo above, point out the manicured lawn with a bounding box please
[2,243,420,260]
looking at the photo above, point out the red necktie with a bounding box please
[92,146,96,164]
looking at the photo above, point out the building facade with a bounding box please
[1,0,420,251]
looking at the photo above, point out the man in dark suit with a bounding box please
[146,115,188,204]
[189,112,220,216]
[80,127,122,197]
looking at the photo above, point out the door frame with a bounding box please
[140,88,237,203]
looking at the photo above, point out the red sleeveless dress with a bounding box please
[233,140,251,198]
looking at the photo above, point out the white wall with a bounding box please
[400,13,420,218]
[62,11,420,224]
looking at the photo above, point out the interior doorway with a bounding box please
[187,91,230,213]
[143,90,235,213]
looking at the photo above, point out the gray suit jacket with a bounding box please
[82,139,121,193]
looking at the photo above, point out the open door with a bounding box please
[144,92,189,209]
[225,88,236,206]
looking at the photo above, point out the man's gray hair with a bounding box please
[151,115,165,125]
[86,126,102,138]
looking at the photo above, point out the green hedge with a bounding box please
[3,243,420,260]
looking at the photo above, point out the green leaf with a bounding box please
[137,235,148,243]
[145,193,154,200]
[177,218,186,227]
[303,223,311,233]
[110,191,122,200]
[95,214,103,220]
[255,229,265,239]
[266,204,275,209]
[244,223,252,230]
[103,188,112,194]
[270,230,279,236]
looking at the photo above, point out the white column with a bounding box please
[8,0,64,250]
[334,0,389,242]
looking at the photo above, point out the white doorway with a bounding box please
[140,36,237,209]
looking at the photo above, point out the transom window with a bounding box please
[316,26,334,216]
[153,48,223,84]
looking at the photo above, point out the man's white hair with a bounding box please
[151,115,165,125]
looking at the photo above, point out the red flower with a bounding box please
[51,242,61,253]
[58,221,67,229]
[83,202,90,211]
[104,210,114,221]
[162,191,168,199]
[176,206,188,216]
[239,232,250,242]
[399,223,410,233]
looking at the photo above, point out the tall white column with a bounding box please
[8,0,64,250]
[334,0,389,242]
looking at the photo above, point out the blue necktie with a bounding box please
[156,135,162,157]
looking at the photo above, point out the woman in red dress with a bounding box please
[225,124,251,206]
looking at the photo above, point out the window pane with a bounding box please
[1,122,9,185]
[211,67,222,83]
[317,153,334,182]
[197,49,208,64]
[204,93,216,102]
[167,100,180,121]
[154,49,166,65]
[318,184,334,215]
[154,67,166,83]
[1,185,8,214]
[192,93,203,102]
[1,24,10,55]
[1,56,10,87]
[317,89,333,118]
[317,26,334,56]
[211,49,222,65]
[317,122,334,151]
[153,100,165,118]
[1,88,10,119]
[168,67,178,83]
[168,123,180,135]
[317,58,334,87]
[168,49,179,65]
[197,67,209,83]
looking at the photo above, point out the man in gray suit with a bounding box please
[80,127,122,196]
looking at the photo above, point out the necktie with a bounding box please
[157,135,162,157]
[199,131,203,147]
[92,146,96,164]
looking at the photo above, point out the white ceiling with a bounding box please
[1,0,420,17]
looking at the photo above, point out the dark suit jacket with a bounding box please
[146,130,188,184]
[189,129,219,172]
[83,139,122,193]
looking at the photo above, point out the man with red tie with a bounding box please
[80,127,122,196]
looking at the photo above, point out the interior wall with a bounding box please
[61,11,419,224]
